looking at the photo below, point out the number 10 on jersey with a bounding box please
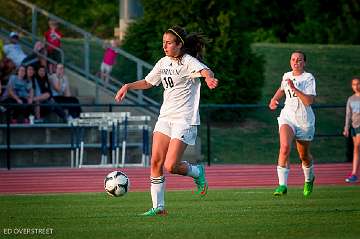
[163,77,174,88]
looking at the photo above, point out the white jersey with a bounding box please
[145,54,208,125]
[279,71,316,127]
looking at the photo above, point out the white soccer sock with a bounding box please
[186,163,200,178]
[302,164,314,182]
[277,166,289,186]
[150,176,165,209]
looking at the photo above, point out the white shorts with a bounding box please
[154,120,197,145]
[277,116,315,141]
[100,62,113,74]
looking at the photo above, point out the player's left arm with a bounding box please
[200,68,218,89]
[286,79,315,106]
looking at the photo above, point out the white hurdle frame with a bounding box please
[70,112,150,168]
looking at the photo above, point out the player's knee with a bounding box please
[151,158,163,171]
[279,144,291,156]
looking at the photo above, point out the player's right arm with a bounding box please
[269,87,284,111]
[114,79,153,102]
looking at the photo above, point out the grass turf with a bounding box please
[0,186,359,239]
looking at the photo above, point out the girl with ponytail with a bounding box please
[115,26,218,216]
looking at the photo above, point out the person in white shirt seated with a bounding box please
[3,32,27,67]
[49,63,81,120]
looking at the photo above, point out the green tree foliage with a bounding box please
[241,0,302,43]
[26,0,358,44]
[241,0,360,44]
[22,0,118,37]
[289,0,360,44]
[122,0,265,104]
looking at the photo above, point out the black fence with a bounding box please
[200,104,350,166]
[0,103,350,169]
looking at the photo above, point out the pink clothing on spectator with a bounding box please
[103,48,117,66]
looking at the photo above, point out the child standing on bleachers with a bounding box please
[44,19,63,74]
[100,39,118,84]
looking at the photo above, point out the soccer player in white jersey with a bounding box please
[115,26,218,216]
[269,50,316,197]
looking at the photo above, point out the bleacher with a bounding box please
[0,1,204,169]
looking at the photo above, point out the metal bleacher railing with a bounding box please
[0,14,64,66]
[0,0,159,114]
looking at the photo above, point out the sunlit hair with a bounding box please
[165,26,206,62]
[292,50,306,62]
[351,76,360,82]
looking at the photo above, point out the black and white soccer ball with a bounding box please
[104,171,130,197]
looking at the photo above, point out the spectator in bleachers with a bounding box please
[2,65,33,123]
[100,39,119,84]
[3,32,27,67]
[25,65,36,86]
[0,57,16,99]
[44,19,63,74]
[49,63,81,120]
[33,66,66,121]
[22,41,47,70]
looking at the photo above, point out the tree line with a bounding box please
[2,0,359,104]
[23,0,360,45]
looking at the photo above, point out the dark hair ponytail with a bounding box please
[184,33,205,61]
[166,26,206,61]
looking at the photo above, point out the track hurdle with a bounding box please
[69,112,150,168]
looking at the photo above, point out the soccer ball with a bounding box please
[104,171,130,197]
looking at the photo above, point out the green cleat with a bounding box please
[140,207,167,216]
[273,185,287,196]
[193,164,208,196]
[303,176,315,197]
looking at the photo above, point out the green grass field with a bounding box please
[1,186,359,239]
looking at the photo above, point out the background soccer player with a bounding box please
[343,76,360,183]
[269,50,316,197]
